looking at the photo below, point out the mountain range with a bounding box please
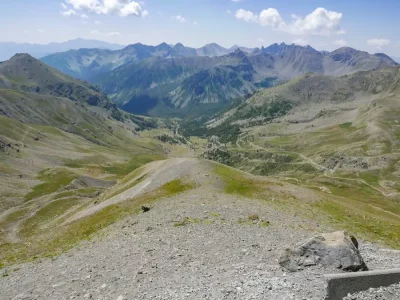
[40,42,255,80]
[0,38,124,62]
[41,42,397,115]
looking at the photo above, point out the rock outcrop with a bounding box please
[278,231,368,272]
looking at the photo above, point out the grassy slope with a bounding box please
[214,163,400,248]
[0,87,195,266]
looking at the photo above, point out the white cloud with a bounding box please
[81,13,89,18]
[226,9,232,15]
[293,38,308,46]
[23,30,30,34]
[292,8,344,36]
[257,38,265,43]
[62,9,77,16]
[367,38,390,50]
[37,29,45,33]
[235,9,258,23]
[120,1,143,17]
[64,0,147,17]
[231,0,243,2]
[193,21,199,25]
[90,30,100,34]
[95,20,101,24]
[333,39,347,47]
[61,2,68,9]
[259,8,285,28]
[236,7,344,37]
[173,15,186,23]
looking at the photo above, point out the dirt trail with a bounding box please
[66,158,202,223]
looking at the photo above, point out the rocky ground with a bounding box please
[343,283,400,300]
[1,159,400,300]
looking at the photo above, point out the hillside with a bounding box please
[0,53,112,108]
[188,66,400,207]
[0,54,193,241]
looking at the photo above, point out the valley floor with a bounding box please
[1,158,400,300]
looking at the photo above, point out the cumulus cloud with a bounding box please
[173,15,186,23]
[367,38,390,50]
[235,9,258,23]
[236,7,344,36]
[333,39,347,47]
[62,0,147,17]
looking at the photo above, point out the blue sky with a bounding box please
[0,0,398,56]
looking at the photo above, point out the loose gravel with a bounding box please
[343,283,400,300]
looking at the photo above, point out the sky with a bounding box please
[0,0,399,56]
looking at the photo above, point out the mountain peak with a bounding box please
[11,53,35,60]
[229,48,247,60]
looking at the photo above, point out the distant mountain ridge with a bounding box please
[84,43,397,115]
[0,38,124,61]
[40,42,253,80]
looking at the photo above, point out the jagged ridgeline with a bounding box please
[42,43,397,116]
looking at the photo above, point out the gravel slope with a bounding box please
[1,159,400,300]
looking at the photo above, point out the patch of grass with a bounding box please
[173,217,201,227]
[214,164,260,197]
[0,208,29,226]
[163,179,195,194]
[2,269,8,277]
[259,220,271,227]
[314,199,400,248]
[20,198,80,237]
[24,169,77,201]
[340,122,353,128]
[248,214,260,221]
[0,178,195,267]
[209,212,221,218]
[103,154,165,178]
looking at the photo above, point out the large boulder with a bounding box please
[278,231,368,272]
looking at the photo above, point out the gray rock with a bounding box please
[278,231,368,272]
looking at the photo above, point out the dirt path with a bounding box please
[66,158,197,223]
